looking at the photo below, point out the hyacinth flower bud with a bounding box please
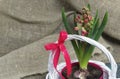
[87,23,91,26]
[74,26,79,31]
[81,31,88,36]
[84,19,89,24]
[87,11,91,15]
[88,15,92,21]
[75,18,79,23]
[83,14,88,19]
[82,9,86,14]
[77,15,81,19]
[81,27,88,36]
[82,7,89,11]
[79,19,84,23]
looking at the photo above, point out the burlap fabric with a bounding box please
[0,0,119,79]
[0,0,63,56]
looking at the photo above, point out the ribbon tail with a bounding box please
[53,49,65,79]
[60,44,72,76]
[53,48,60,68]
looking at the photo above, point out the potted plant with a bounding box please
[45,4,117,79]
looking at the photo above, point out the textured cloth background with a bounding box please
[0,0,119,56]
[0,0,119,79]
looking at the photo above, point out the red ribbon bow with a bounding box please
[45,31,72,78]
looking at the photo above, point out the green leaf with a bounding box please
[62,8,82,64]
[94,10,98,21]
[73,12,82,49]
[87,4,91,11]
[85,10,99,57]
[88,18,99,38]
[92,18,99,38]
[62,8,72,34]
[94,12,108,41]
[88,10,98,38]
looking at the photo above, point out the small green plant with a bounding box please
[62,4,108,77]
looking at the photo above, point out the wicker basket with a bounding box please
[46,34,117,79]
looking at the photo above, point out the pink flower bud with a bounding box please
[74,27,79,31]
[81,27,88,36]
[88,15,92,21]
[84,19,89,23]
[77,15,80,19]
[83,14,88,19]
[81,31,88,36]
[75,18,79,22]
[79,20,83,23]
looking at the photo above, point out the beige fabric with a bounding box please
[0,0,63,56]
[0,34,56,79]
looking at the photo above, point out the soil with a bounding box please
[62,63,103,79]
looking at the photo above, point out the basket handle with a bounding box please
[67,34,117,78]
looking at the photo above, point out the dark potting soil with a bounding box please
[62,63,102,79]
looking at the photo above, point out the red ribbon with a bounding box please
[45,30,72,78]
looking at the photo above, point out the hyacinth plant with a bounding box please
[62,4,108,78]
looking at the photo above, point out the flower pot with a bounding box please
[62,62,104,79]
[46,60,111,79]
[46,34,117,79]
